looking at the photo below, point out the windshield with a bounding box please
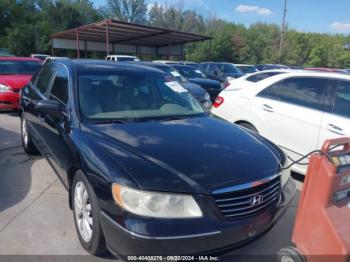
[78,71,205,122]
[174,67,206,79]
[217,64,242,74]
[236,65,258,74]
[0,60,41,75]
[152,65,187,82]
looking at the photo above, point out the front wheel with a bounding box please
[72,171,106,255]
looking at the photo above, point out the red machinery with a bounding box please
[278,137,350,262]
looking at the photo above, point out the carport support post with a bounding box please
[106,20,110,56]
[168,41,172,59]
[180,44,184,60]
[84,41,88,58]
[76,29,80,59]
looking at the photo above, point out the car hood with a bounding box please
[188,78,222,89]
[0,75,32,90]
[83,116,283,194]
[181,82,206,98]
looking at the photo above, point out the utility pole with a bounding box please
[279,0,288,63]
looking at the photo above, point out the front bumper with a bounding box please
[0,91,19,109]
[100,177,296,257]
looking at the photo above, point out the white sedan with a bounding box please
[212,71,350,175]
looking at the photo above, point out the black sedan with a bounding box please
[20,60,295,258]
[172,64,224,102]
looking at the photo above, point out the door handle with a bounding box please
[327,124,345,135]
[262,104,274,112]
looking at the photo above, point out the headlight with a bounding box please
[0,84,10,92]
[112,184,203,218]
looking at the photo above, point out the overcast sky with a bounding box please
[93,0,350,34]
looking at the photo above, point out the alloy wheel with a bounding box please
[74,181,93,242]
[22,118,29,146]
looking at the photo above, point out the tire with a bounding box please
[72,170,107,256]
[277,247,306,262]
[21,116,39,155]
[238,122,259,134]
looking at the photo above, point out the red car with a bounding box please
[0,57,41,110]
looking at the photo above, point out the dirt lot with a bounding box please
[0,112,301,261]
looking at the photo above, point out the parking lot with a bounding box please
[0,112,301,261]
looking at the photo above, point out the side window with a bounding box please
[278,77,328,110]
[333,80,350,118]
[49,64,69,104]
[202,64,209,71]
[247,72,282,83]
[258,81,282,100]
[35,65,55,94]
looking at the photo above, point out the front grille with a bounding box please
[213,176,281,219]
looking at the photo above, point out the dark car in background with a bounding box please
[20,59,295,259]
[200,62,244,82]
[0,57,41,110]
[172,64,223,102]
[234,64,259,74]
[255,64,289,71]
[132,61,211,108]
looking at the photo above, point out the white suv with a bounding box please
[105,55,140,62]
[212,71,350,175]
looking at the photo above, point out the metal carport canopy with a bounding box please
[51,19,212,58]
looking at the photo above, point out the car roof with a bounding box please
[172,64,193,69]
[234,64,255,66]
[107,55,137,58]
[31,54,49,56]
[133,61,174,68]
[252,70,350,89]
[0,57,41,62]
[280,71,350,80]
[55,59,165,74]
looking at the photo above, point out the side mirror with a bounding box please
[34,100,64,117]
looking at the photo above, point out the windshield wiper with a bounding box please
[160,116,187,121]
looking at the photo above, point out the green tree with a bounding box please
[107,0,147,24]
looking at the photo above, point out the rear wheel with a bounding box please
[238,122,259,134]
[72,170,106,255]
[21,116,38,155]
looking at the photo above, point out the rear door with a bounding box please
[251,77,330,161]
[22,64,55,147]
[318,79,350,147]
